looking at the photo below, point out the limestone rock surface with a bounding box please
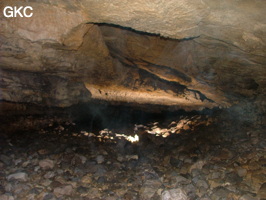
[0,0,265,111]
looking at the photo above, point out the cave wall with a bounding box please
[0,0,265,113]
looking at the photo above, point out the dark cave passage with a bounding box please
[68,102,218,133]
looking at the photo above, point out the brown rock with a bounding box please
[239,194,259,200]
[81,174,92,184]
[236,167,247,177]
[258,183,266,199]
[39,159,55,170]
[53,184,73,198]
[250,171,266,192]
[212,148,233,161]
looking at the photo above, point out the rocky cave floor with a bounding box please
[0,110,265,200]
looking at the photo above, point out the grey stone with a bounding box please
[0,194,15,200]
[170,157,183,168]
[44,171,56,179]
[0,155,11,165]
[95,165,107,176]
[195,180,209,189]
[174,175,191,185]
[77,186,89,194]
[0,161,4,169]
[197,186,208,198]
[191,169,201,177]
[140,179,162,199]
[0,185,5,195]
[210,187,231,200]
[96,155,105,164]
[43,193,56,200]
[224,172,242,184]
[161,189,188,200]
[7,172,28,182]
[97,176,106,184]
[12,183,30,194]
[209,171,222,179]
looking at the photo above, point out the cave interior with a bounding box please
[0,1,266,199]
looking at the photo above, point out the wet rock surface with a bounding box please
[0,112,265,200]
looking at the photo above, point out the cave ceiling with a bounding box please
[0,0,265,111]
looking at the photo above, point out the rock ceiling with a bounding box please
[0,0,265,111]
